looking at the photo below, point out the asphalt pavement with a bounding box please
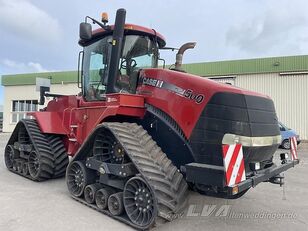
[0,133,307,231]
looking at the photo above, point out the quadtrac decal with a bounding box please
[140,77,205,104]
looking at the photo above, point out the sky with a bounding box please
[0,0,308,104]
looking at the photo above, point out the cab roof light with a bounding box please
[101,12,109,25]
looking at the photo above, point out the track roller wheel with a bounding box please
[123,176,157,227]
[84,183,101,204]
[22,162,29,176]
[4,145,17,169]
[67,161,95,197]
[12,160,18,171]
[17,161,23,173]
[108,192,124,216]
[95,187,114,210]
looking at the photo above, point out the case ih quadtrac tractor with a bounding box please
[4,8,299,230]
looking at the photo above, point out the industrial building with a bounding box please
[1,55,308,140]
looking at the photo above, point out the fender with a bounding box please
[139,104,195,168]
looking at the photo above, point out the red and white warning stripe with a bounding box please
[290,137,298,160]
[222,144,246,187]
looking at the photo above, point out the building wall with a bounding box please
[3,83,80,132]
[210,73,308,140]
[3,72,307,140]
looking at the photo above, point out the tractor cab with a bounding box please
[79,10,166,101]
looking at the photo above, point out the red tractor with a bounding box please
[4,9,299,229]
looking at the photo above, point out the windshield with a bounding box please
[82,34,158,100]
[279,122,291,131]
[117,35,158,93]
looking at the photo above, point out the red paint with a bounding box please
[29,68,269,157]
[137,68,268,138]
[235,158,245,183]
[222,145,229,158]
[93,23,165,45]
[29,112,68,135]
[29,94,145,156]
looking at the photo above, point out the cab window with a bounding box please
[83,36,112,101]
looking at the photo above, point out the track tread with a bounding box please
[106,122,188,225]
[47,135,69,178]
[68,122,188,229]
[5,119,69,181]
[22,119,54,181]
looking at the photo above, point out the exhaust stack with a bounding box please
[106,8,126,94]
[174,42,196,71]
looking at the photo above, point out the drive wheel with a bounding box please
[123,177,157,227]
[108,192,124,216]
[28,151,41,178]
[67,161,90,197]
[93,130,126,164]
[282,139,290,149]
[95,187,114,210]
[4,145,15,169]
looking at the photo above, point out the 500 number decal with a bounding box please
[141,76,205,104]
[184,89,204,104]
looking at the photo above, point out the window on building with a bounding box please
[11,100,38,123]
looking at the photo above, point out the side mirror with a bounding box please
[80,22,92,40]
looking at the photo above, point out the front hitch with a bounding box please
[269,174,284,187]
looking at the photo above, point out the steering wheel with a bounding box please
[120,59,137,69]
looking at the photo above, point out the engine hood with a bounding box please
[137,68,273,138]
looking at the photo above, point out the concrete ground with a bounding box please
[0,133,307,231]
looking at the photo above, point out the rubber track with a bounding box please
[6,119,69,181]
[47,135,69,178]
[7,119,54,181]
[71,122,188,229]
[71,196,135,229]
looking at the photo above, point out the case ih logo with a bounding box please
[142,77,164,88]
[141,77,205,104]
